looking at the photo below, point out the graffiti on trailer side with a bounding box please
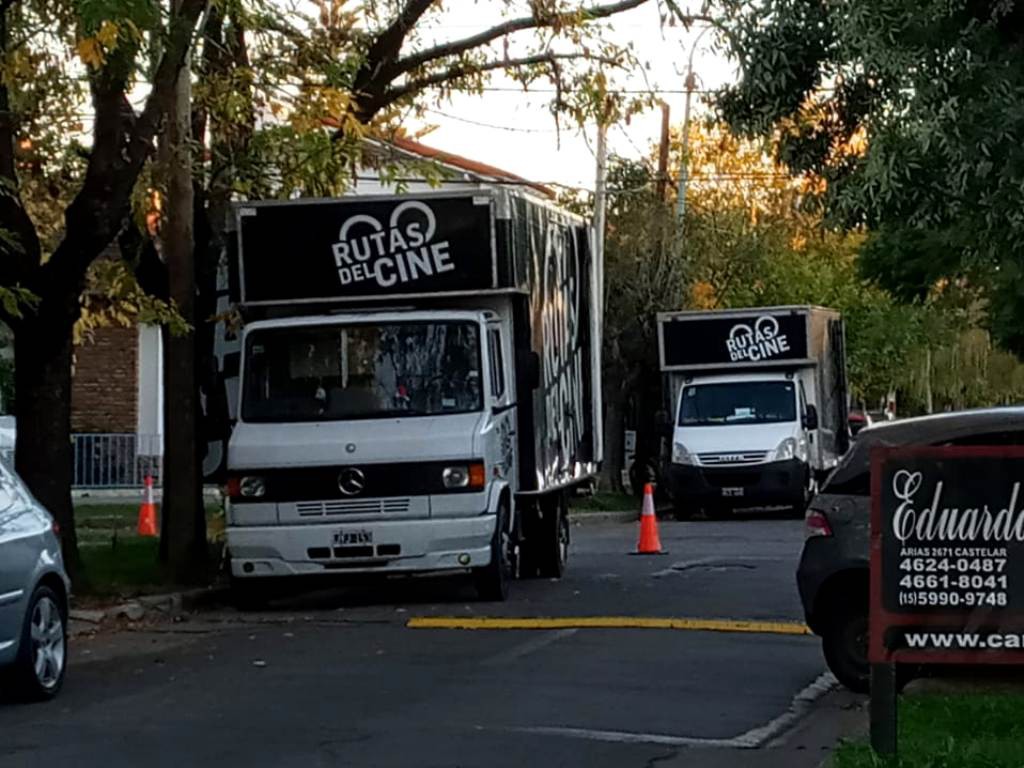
[530,206,586,485]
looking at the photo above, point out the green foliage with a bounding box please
[714,0,1024,356]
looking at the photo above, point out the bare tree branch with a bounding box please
[394,0,664,75]
[384,51,614,104]
[42,0,207,296]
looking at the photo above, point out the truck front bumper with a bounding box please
[227,514,495,578]
[668,458,808,508]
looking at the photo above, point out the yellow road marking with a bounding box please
[406,616,811,636]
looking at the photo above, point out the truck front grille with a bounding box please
[295,498,412,517]
[698,451,769,466]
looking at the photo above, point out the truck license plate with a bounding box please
[334,530,373,545]
[721,487,745,498]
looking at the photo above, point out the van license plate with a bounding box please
[335,530,373,545]
[721,487,744,497]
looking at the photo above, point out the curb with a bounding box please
[68,585,230,636]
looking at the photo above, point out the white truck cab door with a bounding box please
[485,324,517,490]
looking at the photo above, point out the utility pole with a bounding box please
[160,0,205,580]
[675,24,714,227]
[594,114,608,309]
[656,102,671,201]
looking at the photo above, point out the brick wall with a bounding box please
[72,326,138,433]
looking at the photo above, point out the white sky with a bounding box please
[403,1,738,192]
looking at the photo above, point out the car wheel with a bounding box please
[537,497,569,579]
[11,584,68,701]
[822,606,869,693]
[474,500,512,601]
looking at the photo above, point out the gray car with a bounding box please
[797,407,1024,692]
[0,461,70,701]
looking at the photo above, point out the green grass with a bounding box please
[834,694,1024,767]
[568,491,638,512]
[73,503,226,598]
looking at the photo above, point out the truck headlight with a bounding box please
[672,442,695,465]
[443,462,486,490]
[772,438,798,462]
[239,476,267,498]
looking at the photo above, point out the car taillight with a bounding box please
[225,476,242,499]
[52,520,61,536]
[805,509,833,538]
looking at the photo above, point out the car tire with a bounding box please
[822,605,869,693]
[536,496,569,579]
[474,500,512,601]
[10,584,68,702]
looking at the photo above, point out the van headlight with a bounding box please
[672,442,695,465]
[772,438,802,462]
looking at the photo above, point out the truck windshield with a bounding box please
[679,381,797,426]
[242,321,482,422]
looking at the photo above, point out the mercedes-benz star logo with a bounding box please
[338,467,366,496]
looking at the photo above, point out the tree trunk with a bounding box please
[13,317,81,580]
[159,2,206,581]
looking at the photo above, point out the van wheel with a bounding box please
[537,496,569,579]
[10,584,68,701]
[474,500,512,601]
[822,606,869,693]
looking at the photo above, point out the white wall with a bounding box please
[136,324,164,450]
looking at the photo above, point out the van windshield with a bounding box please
[679,381,797,427]
[242,321,482,422]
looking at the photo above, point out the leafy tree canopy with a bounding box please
[712,0,1024,353]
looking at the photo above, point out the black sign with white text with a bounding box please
[237,195,496,302]
[870,446,1024,664]
[661,312,809,368]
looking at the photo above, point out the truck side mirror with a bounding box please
[803,404,819,431]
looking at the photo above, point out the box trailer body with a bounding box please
[657,306,848,514]
[216,189,601,599]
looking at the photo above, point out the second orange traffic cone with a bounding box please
[632,483,665,555]
[137,475,158,537]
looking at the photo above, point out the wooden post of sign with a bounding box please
[870,663,898,755]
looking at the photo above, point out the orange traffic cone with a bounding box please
[137,475,158,537]
[632,483,665,555]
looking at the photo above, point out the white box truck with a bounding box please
[657,306,848,517]
[214,190,602,603]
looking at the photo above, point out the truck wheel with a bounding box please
[474,500,512,601]
[704,505,731,520]
[9,584,67,702]
[822,605,869,693]
[537,496,569,579]
[671,500,693,521]
[230,575,274,611]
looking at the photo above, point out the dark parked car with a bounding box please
[796,407,1024,692]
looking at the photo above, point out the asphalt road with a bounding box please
[0,517,857,768]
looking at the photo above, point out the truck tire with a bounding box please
[536,495,569,579]
[230,575,274,611]
[474,500,512,601]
